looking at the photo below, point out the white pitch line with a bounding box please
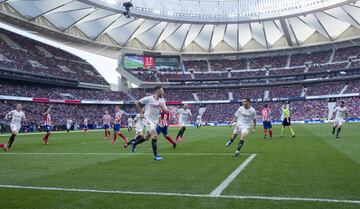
[1,152,252,156]
[210,153,257,197]
[0,184,359,205]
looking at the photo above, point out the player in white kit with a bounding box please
[66,118,73,133]
[175,104,192,142]
[196,115,202,129]
[83,117,89,134]
[332,100,348,138]
[225,98,257,157]
[132,86,168,161]
[133,113,145,136]
[127,116,134,132]
[1,104,25,152]
[126,112,146,149]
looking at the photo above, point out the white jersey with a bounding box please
[127,118,133,126]
[66,119,73,126]
[177,108,192,122]
[139,95,166,123]
[196,115,202,123]
[134,114,145,128]
[334,106,348,120]
[8,110,25,126]
[234,106,256,126]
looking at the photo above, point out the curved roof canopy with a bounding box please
[1,0,360,54]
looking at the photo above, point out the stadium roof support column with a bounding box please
[279,18,293,46]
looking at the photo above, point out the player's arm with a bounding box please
[135,101,144,117]
[229,116,237,127]
[160,101,168,112]
[252,118,257,133]
[5,111,12,119]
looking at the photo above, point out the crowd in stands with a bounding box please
[290,50,332,66]
[305,83,344,96]
[0,81,130,101]
[0,29,108,85]
[209,59,247,71]
[183,60,208,72]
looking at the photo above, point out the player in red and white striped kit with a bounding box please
[103,110,112,139]
[42,105,52,145]
[157,110,177,149]
[112,106,128,147]
[261,104,272,139]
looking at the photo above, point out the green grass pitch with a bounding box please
[0,123,360,209]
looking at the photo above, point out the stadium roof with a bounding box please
[1,0,360,54]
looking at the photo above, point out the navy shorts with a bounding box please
[113,124,120,132]
[44,125,52,133]
[263,121,272,129]
[104,124,109,129]
[156,125,168,136]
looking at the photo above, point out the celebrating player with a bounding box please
[332,100,348,138]
[83,117,89,134]
[103,110,112,139]
[261,104,272,139]
[175,104,192,142]
[127,116,133,132]
[131,86,168,161]
[66,118,73,133]
[280,102,295,138]
[157,109,177,149]
[112,106,128,147]
[0,104,25,152]
[42,105,52,145]
[225,98,256,157]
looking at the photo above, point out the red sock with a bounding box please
[118,132,128,142]
[263,129,267,136]
[0,144,4,148]
[113,134,117,142]
[43,133,50,143]
[165,136,175,145]
[269,130,273,137]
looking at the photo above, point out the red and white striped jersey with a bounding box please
[114,110,124,125]
[159,111,170,127]
[43,113,51,125]
[261,107,271,122]
[103,114,112,125]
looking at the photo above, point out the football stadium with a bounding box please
[0,0,360,208]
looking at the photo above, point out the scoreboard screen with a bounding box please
[143,56,155,69]
[124,55,143,69]
[124,54,180,69]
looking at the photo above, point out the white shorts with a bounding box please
[233,124,250,135]
[10,123,21,133]
[145,119,157,133]
[179,120,188,127]
[135,125,144,135]
[334,118,345,127]
[128,124,133,128]
[66,125,71,130]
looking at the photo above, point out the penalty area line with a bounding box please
[0,184,359,204]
